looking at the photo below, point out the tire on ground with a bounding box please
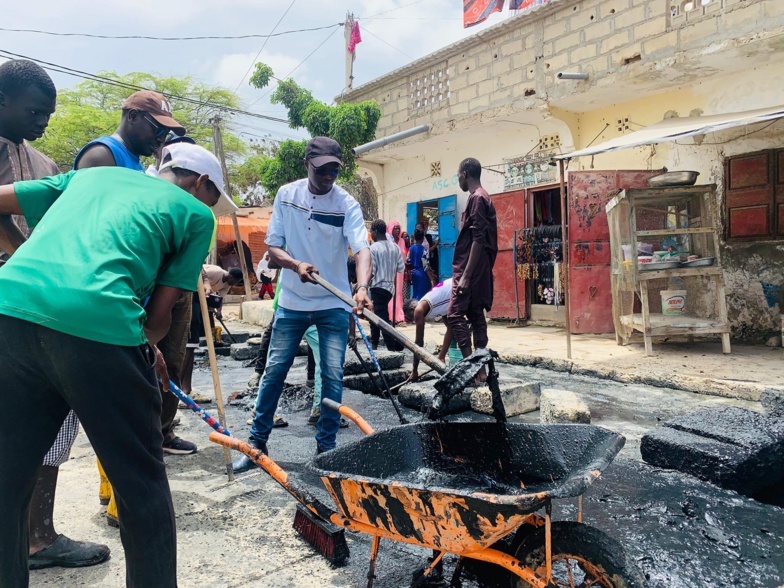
[511,521,647,588]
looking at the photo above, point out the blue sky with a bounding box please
[2,0,513,142]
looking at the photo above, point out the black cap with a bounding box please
[305,136,343,167]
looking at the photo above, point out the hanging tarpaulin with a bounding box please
[510,0,551,12]
[463,0,506,28]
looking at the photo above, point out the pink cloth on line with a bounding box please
[348,21,362,53]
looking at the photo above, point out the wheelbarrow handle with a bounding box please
[208,432,338,522]
[309,272,446,375]
[321,398,375,436]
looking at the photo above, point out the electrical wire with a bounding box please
[361,0,427,20]
[0,24,340,41]
[233,0,297,93]
[245,25,341,110]
[0,49,292,124]
[379,175,432,197]
[360,25,415,60]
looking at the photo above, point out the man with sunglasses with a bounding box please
[232,137,372,472]
[74,90,184,170]
[72,91,191,526]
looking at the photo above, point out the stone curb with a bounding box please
[497,352,779,402]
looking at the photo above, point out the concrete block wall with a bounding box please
[345,0,779,138]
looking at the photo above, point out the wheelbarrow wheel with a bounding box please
[511,522,647,588]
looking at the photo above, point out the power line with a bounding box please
[0,49,292,124]
[245,25,341,110]
[361,0,427,20]
[360,25,415,60]
[233,0,297,93]
[0,24,340,41]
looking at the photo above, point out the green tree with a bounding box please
[248,65,381,198]
[37,71,246,171]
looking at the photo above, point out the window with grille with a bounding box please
[409,64,451,114]
[669,0,720,24]
[724,149,784,241]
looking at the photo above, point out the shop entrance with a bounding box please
[407,195,457,284]
[524,186,565,323]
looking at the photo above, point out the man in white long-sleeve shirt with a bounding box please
[232,137,372,473]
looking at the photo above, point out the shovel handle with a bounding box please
[309,272,446,374]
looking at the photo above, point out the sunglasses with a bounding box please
[142,113,169,139]
[312,164,339,178]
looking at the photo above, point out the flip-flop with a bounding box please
[28,535,111,570]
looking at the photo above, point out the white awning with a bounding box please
[557,104,784,160]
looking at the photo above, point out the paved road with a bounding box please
[30,352,783,587]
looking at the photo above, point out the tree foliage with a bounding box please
[249,65,381,197]
[36,71,246,171]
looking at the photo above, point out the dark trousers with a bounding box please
[253,314,275,375]
[0,315,177,588]
[158,292,193,444]
[447,285,489,354]
[370,287,403,351]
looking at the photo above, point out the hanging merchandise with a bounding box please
[514,226,565,305]
[463,0,506,28]
[348,21,362,53]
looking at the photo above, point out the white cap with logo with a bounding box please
[159,143,238,216]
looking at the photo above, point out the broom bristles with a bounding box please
[293,504,350,567]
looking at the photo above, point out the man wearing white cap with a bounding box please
[0,142,230,587]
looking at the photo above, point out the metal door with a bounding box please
[567,170,664,334]
[437,195,457,282]
[489,189,527,319]
[406,203,418,238]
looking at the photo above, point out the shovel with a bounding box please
[310,273,507,422]
[309,273,446,374]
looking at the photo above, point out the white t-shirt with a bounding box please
[422,278,452,318]
[266,178,369,312]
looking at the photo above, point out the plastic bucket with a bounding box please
[660,290,686,315]
[447,341,463,366]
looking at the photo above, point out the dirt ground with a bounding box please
[29,332,784,588]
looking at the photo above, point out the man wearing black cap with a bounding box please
[233,137,372,472]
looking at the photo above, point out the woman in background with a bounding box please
[408,228,431,300]
[386,220,407,323]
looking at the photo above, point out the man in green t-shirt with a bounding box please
[0,143,228,587]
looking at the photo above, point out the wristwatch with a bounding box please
[354,283,369,294]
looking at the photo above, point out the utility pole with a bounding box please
[344,12,354,91]
[211,115,253,303]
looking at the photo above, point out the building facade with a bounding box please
[343,0,784,340]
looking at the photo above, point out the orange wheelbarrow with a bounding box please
[210,398,646,588]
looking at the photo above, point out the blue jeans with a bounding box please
[252,307,349,451]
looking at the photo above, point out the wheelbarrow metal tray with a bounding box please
[310,422,624,553]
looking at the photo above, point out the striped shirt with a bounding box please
[266,178,369,312]
[370,240,405,294]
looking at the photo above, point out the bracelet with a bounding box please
[354,283,369,294]
[291,259,302,271]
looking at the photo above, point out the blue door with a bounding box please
[437,195,457,282]
[406,203,418,238]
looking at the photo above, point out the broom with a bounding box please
[170,380,350,565]
[209,432,350,567]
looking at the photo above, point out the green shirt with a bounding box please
[0,167,216,346]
